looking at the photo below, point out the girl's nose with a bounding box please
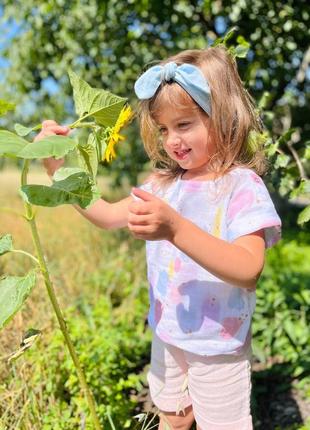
[167,133,181,148]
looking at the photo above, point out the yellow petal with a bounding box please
[103,105,134,162]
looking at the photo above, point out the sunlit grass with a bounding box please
[0,165,146,339]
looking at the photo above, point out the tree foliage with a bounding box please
[0,0,309,221]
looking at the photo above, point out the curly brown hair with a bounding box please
[138,46,267,181]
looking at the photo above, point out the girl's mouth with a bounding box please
[174,149,191,160]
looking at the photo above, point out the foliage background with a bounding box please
[0,0,309,192]
[0,1,309,429]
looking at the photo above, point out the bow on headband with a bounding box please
[134,62,212,116]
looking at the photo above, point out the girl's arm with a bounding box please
[170,219,265,290]
[38,120,132,230]
[73,197,132,230]
[128,187,265,290]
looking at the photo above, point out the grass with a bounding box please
[0,166,309,430]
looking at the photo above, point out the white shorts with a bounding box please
[147,333,253,430]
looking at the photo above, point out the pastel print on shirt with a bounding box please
[176,280,221,334]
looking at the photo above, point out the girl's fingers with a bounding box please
[42,120,70,134]
[128,201,153,215]
[42,120,59,127]
[127,213,152,226]
[35,125,70,142]
[42,125,70,134]
[128,223,153,235]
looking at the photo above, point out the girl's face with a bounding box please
[155,102,216,178]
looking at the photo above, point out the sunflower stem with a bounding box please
[20,160,103,430]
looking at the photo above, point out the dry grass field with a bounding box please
[0,166,134,365]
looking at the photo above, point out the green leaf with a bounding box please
[274,153,290,168]
[0,130,28,157]
[276,128,297,146]
[78,141,98,180]
[0,271,36,329]
[304,143,310,160]
[258,92,272,110]
[0,234,13,256]
[247,130,268,155]
[297,205,310,225]
[52,166,85,181]
[14,123,38,137]
[78,130,106,179]
[232,36,250,58]
[17,135,78,159]
[20,172,100,209]
[290,179,310,199]
[213,27,237,47]
[53,167,101,207]
[265,142,279,157]
[0,99,15,117]
[68,69,127,127]
[283,319,299,345]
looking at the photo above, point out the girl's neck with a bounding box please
[181,169,221,182]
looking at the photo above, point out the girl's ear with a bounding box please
[203,114,213,132]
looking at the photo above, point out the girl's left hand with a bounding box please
[128,188,180,242]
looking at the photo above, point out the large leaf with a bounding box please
[0,271,36,329]
[52,166,101,204]
[0,234,13,256]
[17,135,78,159]
[53,167,101,206]
[20,171,100,208]
[77,129,106,179]
[52,166,85,181]
[78,141,98,180]
[0,99,15,117]
[68,69,127,127]
[0,130,28,157]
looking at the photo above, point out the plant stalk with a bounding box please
[11,249,39,265]
[21,160,102,430]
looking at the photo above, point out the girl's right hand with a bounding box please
[35,120,70,177]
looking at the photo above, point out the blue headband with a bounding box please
[134,62,212,116]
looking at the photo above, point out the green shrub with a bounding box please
[28,293,151,430]
[253,230,310,382]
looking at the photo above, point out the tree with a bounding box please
[0,0,309,221]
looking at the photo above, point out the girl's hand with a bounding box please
[128,187,181,242]
[35,120,70,177]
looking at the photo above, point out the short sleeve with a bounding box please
[227,171,281,248]
[130,175,155,201]
[136,173,168,198]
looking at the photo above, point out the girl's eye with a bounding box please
[158,127,167,134]
[178,122,190,129]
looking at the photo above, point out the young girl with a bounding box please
[39,46,281,430]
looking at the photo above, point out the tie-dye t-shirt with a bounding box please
[139,167,281,357]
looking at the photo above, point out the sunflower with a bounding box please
[103,105,134,162]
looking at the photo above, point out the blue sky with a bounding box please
[0,7,60,94]
[0,6,20,69]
